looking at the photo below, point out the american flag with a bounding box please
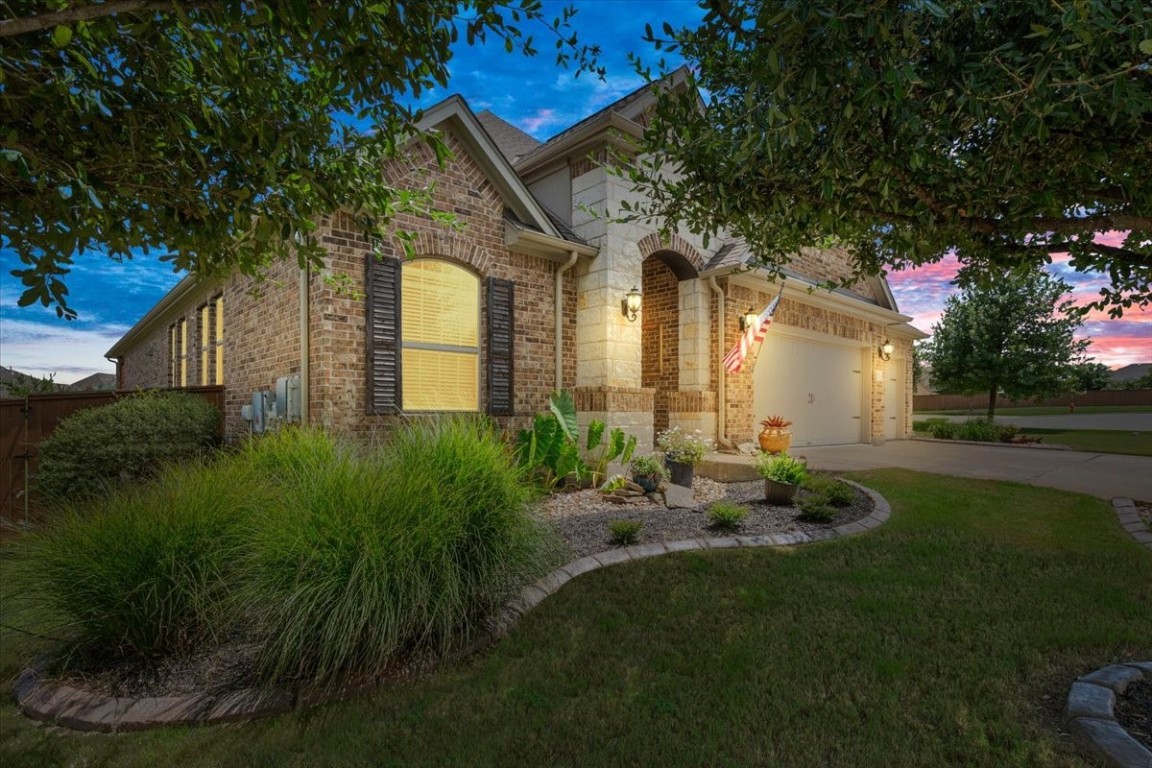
[723,287,784,374]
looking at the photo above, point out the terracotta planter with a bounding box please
[764,478,799,505]
[665,460,694,488]
[758,428,792,455]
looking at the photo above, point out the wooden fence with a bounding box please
[913,389,1152,412]
[0,387,225,532]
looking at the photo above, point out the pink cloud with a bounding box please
[518,108,558,134]
[887,249,1150,369]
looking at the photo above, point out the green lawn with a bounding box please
[1019,428,1152,457]
[917,405,1152,416]
[3,469,1150,767]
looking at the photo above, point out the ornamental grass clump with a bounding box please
[244,417,560,687]
[707,501,749,531]
[20,457,266,658]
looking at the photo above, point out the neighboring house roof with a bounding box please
[475,111,542,164]
[1111,363,1151,383]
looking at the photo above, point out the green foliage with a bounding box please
[1071,361,1113,392]
[629,453,668,480]
[956,419,1001,443]
[924,270,1088,419]
[628,1,1151,316]
[20,458,265,658]
[245,419,558,686]
[923,418,1020,443]
[753,452,808,485]
[2,2,602,319]
[795,495,837,523]
[655,426,712,466]
[607,519,643,547]
[517,390,637,488]
[1,370,59,398]
[802,475,855,507]
[36,390,220,503]
[706,501,749,531]
[925,419,959,439]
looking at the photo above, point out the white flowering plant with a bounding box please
[656,426,712,466]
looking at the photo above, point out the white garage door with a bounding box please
[884,358,905,440]
[753,332,865,447]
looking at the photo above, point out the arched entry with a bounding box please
[641,249,699,435]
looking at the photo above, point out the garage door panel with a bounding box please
[753,333,864,446]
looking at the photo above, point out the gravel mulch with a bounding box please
[1114,679,1152,750]
[537,475,874,560]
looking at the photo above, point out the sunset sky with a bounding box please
[1,0,1147,382]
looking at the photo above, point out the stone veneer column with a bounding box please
[570,160,655,447]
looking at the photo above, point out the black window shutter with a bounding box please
[487,277,515,416]
[367,255,402,413]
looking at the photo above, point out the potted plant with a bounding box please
[629,453,668,494]
[758,415,793,454]
[753,452,807,505]
[656,426,712,488]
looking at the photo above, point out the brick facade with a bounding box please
[641,256,680,434]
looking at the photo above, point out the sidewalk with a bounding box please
[701,440,1152,501]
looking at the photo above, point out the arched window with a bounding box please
[400,259,480,411]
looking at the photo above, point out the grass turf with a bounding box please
[1018,428,1152,457]
[2,469,1150,767]
[916,405,1152,417]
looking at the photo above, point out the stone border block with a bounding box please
[624,542,669,560]
[1064,662,1152,768]
[1112,498,1152,551]
[591,548,632,567]
[1064,681,1116,723]
[1081,665,1145,695]
[663,539,704,553]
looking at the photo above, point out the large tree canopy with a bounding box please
[1,1,599,318]
[627,0,1151,315]
[924,269,1087,418]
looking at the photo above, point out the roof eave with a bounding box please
[505,220,598,262]
[105,274,216,358]
[515,113,643,178]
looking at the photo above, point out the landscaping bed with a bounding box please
[540,476,873,559]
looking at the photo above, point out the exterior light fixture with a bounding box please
[623,286,642,322]
[739,306,759,333]
[879,339,894,361]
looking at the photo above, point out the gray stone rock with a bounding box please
[1080,664,1145,694]
[116,694,216,731]
[591,549,632,567]
[625,543,668,560]
[11,668,40,705]
[1067,717,1152,768]
[663,483,697,510]
[834,521,869,537]
[561,556,602,579]
[663,539,703,553]
[735,535,775,547]
[707,537,742,549]
[1064,681,1116,723]
[1122,661,1152,675]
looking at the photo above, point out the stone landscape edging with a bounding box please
[12,478,891,733]
[1112,497,1152,550]
[1063,662,1152,768]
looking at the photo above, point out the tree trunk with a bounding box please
[986,386,998,420]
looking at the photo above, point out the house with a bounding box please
[107,76,927,449]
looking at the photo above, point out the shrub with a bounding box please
[21,457,266,658]
[36,390,220,503]
[608,519,643,546]
[925,418,958,439]
[796,495,837,523]
[957,418,1000,442]
[707,501,749,531]
[996,423,1020,442]
[754,452,808,485]
[244,418,560,686]
[803,474,855,507]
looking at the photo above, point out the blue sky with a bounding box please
[1,0,1146,382]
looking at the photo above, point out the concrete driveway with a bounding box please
[792,440,1152,500]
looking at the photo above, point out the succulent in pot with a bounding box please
[758,415,793,454]
[629,453,668,494]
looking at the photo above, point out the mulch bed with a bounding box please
[1114,679,1152,750]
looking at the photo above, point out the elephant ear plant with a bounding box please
[516,390,636,488]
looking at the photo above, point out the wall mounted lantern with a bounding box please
[623,286,642,322]
[739,306,759,333]
[878,339,894,361]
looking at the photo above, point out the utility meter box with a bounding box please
[275,376,301,421]
[248,391,273,434]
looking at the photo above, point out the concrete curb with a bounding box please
[1063,662,1152,768]
[909,436,1071,451]
[1112,498,1152,550]
[14,479,893,733]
